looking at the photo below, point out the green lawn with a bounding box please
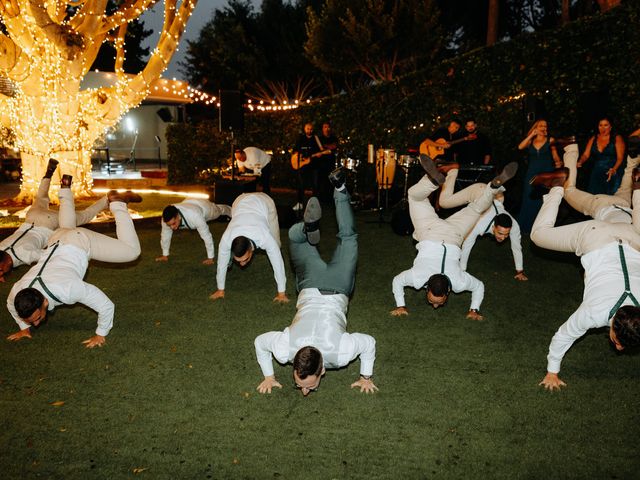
[0,206,638,479]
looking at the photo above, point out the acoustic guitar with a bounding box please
[290,149,332,170]
[420,133,477,159]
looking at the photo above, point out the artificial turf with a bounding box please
[0,202,639,479]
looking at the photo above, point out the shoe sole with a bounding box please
[418,154,445,185]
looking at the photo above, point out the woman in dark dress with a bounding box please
[517,119,562,233]
[577,116,625,195]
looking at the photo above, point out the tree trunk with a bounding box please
[15,150,93,204]
[487,0,500,46]
[561,0,570,24]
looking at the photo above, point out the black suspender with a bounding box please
[28,242,62,304]
[3,224,35,264]
[608,242,640,319]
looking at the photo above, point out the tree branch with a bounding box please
[96,0,158,35]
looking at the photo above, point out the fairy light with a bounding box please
[0,0,196,199]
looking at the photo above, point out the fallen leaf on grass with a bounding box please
[133,467,147,474]
[170,346,177,353]
[50,401,65,407]
[232,458,240,465]
[59,427,67,432]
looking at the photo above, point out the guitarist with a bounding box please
[419,119,462,163]
[292,122,329,211]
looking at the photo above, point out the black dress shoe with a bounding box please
[328,167,346,190]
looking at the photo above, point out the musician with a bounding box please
[234,146,272,195]
[293,122,324,211]
[456,118,492,166]
[419,119,462,163]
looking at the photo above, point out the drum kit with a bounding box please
[334,147,418,211]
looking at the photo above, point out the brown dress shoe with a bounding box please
[436,162,460,174]
[108,190,143,204]
[529,168,569,188]
[61,174,73,188]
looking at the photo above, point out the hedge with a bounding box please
[167,2,640,186]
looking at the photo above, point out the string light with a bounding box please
[0,0,196,200]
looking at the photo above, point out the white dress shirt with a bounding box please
[239,147,271,172]
[1,223,52,267]
[254,288,376,377]
[160,199,217,259]
[7,243,115,336]
[460,200,524,271]
[216,195,286,292]
[392,240,484,310]
[546,242,640,373]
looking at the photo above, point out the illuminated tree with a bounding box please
[0,0,197,202]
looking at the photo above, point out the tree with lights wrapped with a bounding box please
[0,0,197,202]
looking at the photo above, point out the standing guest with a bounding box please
[255,169,377,396]
[156,199,231,265]
[390,156,518,320]
[577,116,625,195]
[292,122,328,211]
[6,176,142,348]
[210,192,288,303]
[517,119,563,233]
[0,159,109,282]
[317,122,339,202]
[529,170,640,390]
[456,118,492,166]
[419,119,462,163]
[234,146,272,195]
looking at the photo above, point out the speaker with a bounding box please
[577,90,610,135]
[211,177,256,204]
[156,107,173,122]
[219,90,244,132]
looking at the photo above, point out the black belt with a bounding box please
[319,288,342,296]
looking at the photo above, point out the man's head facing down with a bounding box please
[231,236,254,267]
[293,346,325,396]
[234,148,246,162]
[610,305,640,351]
[162,205,181,230]
[492,214,513,243]
[0,250,13,281]
[15,288,48,326]
[426,274,451,309]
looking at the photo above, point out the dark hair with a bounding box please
[15,288,45,318]
[594,115,619,140]
[464,117,476,125]
[293,346,323,379]
[231,236,251,257]
[426,274,451,297]
[234,147,243,154]
[0,250,12,271]
[162,205,180,223]
[494,213,513,229]
[612,305,640,349]
[450,118,462,128]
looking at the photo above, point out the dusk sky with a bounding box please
[140,1,261,82]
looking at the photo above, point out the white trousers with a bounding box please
[49,189,141,263]
[409,174,496,247]
[531,187,640,256]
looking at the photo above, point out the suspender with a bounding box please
[176,207,192,229]
[3,224,35,264]
[608,242,640,319]
[440,243,447,274]
[613,205,632,219]
[483,202,500,235]
[28,242,62,304]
